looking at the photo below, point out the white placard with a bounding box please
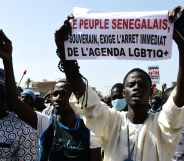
[65,10,174,60]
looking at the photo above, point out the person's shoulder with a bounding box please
[6,112,25,123]
[6,112,36,132]
[0,112,17,125]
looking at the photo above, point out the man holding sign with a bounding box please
[55,6,184,161]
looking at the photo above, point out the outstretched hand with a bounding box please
[0,30,12,61]
[55,17,73,60]
[169,6,184,46]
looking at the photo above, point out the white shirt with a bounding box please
[70,87,184,161]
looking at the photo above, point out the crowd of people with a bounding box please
[0,6,184,161]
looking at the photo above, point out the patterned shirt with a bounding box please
[0,112,38,161]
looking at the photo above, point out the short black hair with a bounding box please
[111,83,124,99]
[123,68,152,88]
[54,78,72,95]
[111,83,123,92]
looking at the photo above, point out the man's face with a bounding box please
[111,87,123,100]
[52,82,72,109]
[123,71,151,108]
[21,95,34,106]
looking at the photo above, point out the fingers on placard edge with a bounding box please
[174,6,183,22]
[169,6,183,23]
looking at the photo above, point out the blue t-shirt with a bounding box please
[40,117,90,161]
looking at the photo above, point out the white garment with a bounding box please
[70,87,184,161]
[36,111,50,137]
[41,104,54,116]
[0,112,38,161]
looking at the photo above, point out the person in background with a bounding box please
[21,88,36,108]
[54,6,184,161]
[42,90,53,115]
[101,95,111,107]
[149,95,162,113]
[110,83,128,111]
[34,94,47,112]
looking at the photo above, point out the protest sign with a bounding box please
[64,9,174,60]
[148,66,160,84]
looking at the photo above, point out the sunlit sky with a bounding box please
[0,0,184,95]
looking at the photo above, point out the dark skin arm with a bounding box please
[0,30,37,129]
[169,6,184,107]
[55,19,86,98]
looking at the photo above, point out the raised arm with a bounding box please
[55,19,86,99]
[169,6,184,107]
[0,30,37,128]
